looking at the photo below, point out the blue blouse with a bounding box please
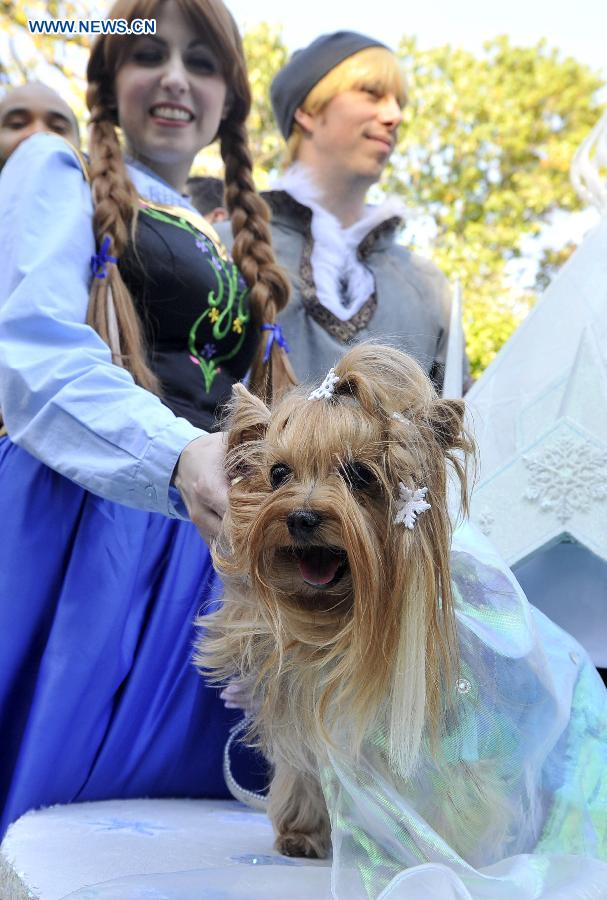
[0,134,205,518]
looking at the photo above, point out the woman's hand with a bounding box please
[173,432,228,544]
[220,679,260,717]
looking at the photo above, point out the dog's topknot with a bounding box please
[330,342,471,455]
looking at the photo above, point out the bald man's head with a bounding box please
[0,83,80,170]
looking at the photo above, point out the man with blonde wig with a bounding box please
[259,31,468,391]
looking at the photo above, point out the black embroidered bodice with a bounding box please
[120,200,256,431]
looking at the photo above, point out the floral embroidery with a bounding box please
[140,202,250,393]
[188,251,250,391]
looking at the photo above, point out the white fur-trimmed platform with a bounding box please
[0,798,331,899]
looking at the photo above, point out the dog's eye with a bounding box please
[341,462,376,491]
[269,463,292,490]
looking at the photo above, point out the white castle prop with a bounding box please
[464,110,607,664]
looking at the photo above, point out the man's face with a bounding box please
[298,88,402,183]
[0,84,79,169]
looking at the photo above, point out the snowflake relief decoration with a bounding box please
[523,435,607,523]
[394,484,431,530]
[477,509,494,536]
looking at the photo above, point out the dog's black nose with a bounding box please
[287,509,322,542]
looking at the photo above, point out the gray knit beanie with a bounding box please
[270,31,388,139]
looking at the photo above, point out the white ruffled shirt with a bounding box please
[271,165,406,322]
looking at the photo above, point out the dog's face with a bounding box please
[220,345,471,623]
[214,345,474,771]
[227,391,397,611]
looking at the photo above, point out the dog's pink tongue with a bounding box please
[299,548,340,586]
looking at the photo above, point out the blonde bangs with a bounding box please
[305,47,407,114]
[284,46,406,164]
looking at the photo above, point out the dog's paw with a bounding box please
[275,831,328,859]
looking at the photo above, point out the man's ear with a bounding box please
[227,383,271,452]
[293,106,316,135]
[207,206,228,224]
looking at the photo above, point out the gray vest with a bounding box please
[219,190,457,392]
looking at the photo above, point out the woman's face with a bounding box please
[114,0,227,190]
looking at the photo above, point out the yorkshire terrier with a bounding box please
[197,343,474,859]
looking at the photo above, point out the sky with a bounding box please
[226,0,607,79]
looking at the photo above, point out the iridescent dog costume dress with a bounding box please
[202,352,607,900]
[325,523,607,899]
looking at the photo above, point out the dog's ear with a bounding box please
[428,398,466,451]
[227,382,271,451]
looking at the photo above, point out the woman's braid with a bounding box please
[85,84,160,394]
[220,118,297,403]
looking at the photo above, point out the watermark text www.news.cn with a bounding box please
[28,18,156,36]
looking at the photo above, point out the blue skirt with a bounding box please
[0,439,266,837]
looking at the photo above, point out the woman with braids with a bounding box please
[0,0,294,837]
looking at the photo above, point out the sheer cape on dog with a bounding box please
[74,523,607,899]
[323,522,607,899]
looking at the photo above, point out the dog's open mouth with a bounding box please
[293,546,348,588]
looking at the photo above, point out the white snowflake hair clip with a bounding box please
[308,366,340,401]
[394,483,431,530]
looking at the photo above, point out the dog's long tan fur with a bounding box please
[196,344,491,859]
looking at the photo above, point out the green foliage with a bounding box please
[242,23,288,183]
[386,36,604,376]
[0,0,89,121]
[534,242,577,292]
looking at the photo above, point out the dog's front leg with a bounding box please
[269,756,331,859]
